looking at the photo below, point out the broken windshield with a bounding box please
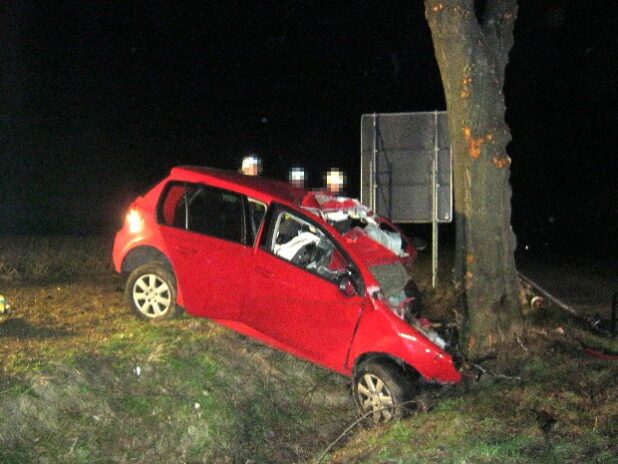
[301,191,408,258]
[370,262,409,301]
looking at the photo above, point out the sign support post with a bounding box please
[371,113,378,211]
[432,110,439,288]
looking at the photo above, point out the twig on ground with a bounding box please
[473,363,487,376]
[472,363,521,381]
[317,400,422,463]
[472,352,498,364]
[516,335,529,353]
[316,414,366,462]
[68,437,78,455]
[492,373,522,381]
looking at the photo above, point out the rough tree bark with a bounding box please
[424,0,521,359]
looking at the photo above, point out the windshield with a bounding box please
[369,262,408,300]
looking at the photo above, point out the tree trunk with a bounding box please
[425,0,521,359]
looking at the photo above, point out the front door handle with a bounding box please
[255,265,274,278]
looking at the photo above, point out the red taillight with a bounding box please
[126,208,144,234]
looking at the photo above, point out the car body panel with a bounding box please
[159,225,252,320]
[247,247,365,372]
[347,300,461,383]
[375,218,417,266]
[170,166,305,207]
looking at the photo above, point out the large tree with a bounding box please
[424,0,521,359]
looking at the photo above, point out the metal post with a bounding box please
[432,110,439,288]
[371,113,378,211]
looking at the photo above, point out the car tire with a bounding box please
[125,263,180,320]
[353,361,417,423]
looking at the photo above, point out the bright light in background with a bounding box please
[126,209,144,234]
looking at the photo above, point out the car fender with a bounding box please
[347,306,461,384]
[114,234,187,309]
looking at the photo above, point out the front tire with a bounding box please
[125,263,180,320]
[353,361,417,423]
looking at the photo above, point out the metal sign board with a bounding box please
[360,111,452,223]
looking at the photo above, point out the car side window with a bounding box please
[269,210,348,283]
[159,182,245,244]
[159,183,189,228]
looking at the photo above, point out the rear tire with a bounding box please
[353,361,417,423]
[125,263,180,320]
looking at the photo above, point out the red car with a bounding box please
[113,166,460,422]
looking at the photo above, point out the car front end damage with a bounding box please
[299,192,461,384]
[347,299,461,384]
[340,247,460,385]
[301,192,416,266]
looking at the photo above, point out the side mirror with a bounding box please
[338,275,356,297]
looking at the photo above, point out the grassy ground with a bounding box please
[325,330,618,463]
[324,252,618,464]
[1,236,617,463]
[0,235,356,463]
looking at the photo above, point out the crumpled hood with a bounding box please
[301,191,409,265]
[342,227,402,266]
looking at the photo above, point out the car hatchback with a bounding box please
[113,166,460,421]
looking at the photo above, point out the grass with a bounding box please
[0,235,113,283]
[0,235,357,463]
[326,350,617,463]
[323,259,618,463]
[1,235,617,463]
[0,310,355,463]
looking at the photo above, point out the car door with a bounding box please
[246,205,365,371]
[158,181,252,320]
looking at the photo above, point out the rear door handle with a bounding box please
[255,265,274,278]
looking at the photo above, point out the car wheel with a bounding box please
[353,361,416,423]
[126,263,180,320]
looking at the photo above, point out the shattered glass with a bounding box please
[273,211,348,283]
[364,223,404,257]
[302,192,410,259]
[369,262,409,301]
[369,261,446,349]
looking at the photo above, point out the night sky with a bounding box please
[1,1,616,256]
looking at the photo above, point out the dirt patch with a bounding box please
[1,277,127,372]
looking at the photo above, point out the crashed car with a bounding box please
[112,166,461,421]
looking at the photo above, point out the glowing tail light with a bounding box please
[126,208,144,234]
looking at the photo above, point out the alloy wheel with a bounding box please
[132,273,172,318]
[356,373,395,422]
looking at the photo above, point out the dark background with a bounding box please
[1,1,616,257]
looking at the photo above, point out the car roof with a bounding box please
[169,166,307,206]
